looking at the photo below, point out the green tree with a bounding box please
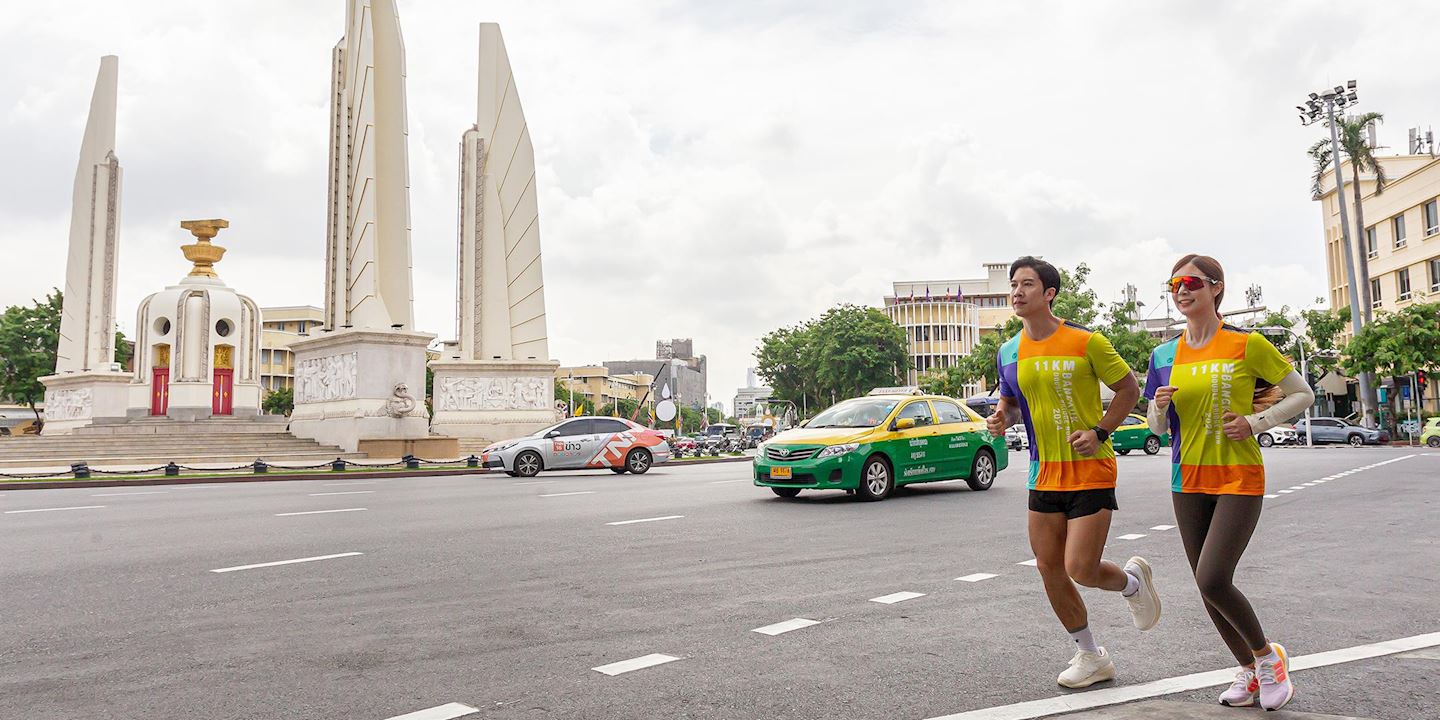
[754,321,820,408]
[1309,112,1386,320]
[262,386,295,416]
[1300,302,1350,373]
[598,397,640,420]
[1054,264,1101,327]
[1340,303,1440,379]
[0,291,63,420]
[809,304,910,399]
[1098,298,1160,375]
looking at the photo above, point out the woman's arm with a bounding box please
[1245,371,1315,434]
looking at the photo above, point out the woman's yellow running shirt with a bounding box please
[997,322,1132,492]
[1143,326,1293,496]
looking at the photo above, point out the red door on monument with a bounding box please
[212,369,233,416]
[150,368,169,416]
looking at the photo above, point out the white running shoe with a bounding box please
[1123,556,1161,631]
[1057,647,1116,688]
[1218,667,1260,707]
[1257,642,1296,711]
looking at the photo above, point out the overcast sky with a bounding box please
[4,1,1438,412]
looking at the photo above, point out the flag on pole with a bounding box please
[925,285,931,301]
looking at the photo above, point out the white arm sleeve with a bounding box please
[1245,371,1316,434]
[1147,398,1169,435]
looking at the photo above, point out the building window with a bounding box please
[1426,200,1440,236]
[1430,258,1440,293]
[1370,278,1382,309]
[1394,214,1407,248]
[261,349,272,364]
[1365,226,1378,258]
[1398,268,1412,300]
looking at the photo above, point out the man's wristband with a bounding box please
[1092,426,1110,443]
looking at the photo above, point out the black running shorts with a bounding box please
[1028,488,1119,519]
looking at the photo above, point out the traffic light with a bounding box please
[1418,369,1428,391]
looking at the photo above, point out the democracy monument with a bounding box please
[31,1,560,457]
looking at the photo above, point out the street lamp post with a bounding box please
[1254,325,1315,448]
[1298,80,1377,427]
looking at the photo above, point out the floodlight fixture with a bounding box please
[1347,79,1357,89]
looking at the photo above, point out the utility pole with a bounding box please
[1299,80,1378,427]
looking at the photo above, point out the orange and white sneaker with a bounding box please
[1218,667,1259,707]
[1256,642,1295,711]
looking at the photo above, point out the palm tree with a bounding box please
[1309,112,1387,322]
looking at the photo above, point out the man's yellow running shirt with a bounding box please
[997,322,1132,492]
[1143,326,1294,496]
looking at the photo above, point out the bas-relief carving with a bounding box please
[295,352,358,403]
[435,376,550,412]
[47,388,94,421]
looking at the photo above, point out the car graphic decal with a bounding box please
[586,430,666,468]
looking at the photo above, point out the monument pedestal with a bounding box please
[38,371,132,435]
[288,328,435,453]
[429,359,562,443]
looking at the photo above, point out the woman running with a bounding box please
[1145,254,1315,711]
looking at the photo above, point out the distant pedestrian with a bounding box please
[987,256,1161,689]
[1145,254,1315,711]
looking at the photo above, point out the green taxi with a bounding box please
[1112,413,1168,456]
[1422,417,1440,448]
[753,389,1009,501]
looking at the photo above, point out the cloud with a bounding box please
[3,1,1438,413]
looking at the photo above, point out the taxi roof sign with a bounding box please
[867,386,922,396]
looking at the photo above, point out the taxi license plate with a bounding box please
[770,466,792,480]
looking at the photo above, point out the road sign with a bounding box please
[655,399,677,422]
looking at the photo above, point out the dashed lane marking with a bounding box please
[1116,533,1147,540]
[539,491,596,498]
[919,630,1440,720]
[870,591,926,604]
[1017,559,1039,567]
[1287,486,1306,490]
[1263,494,1279,499]
[1149,525,1175,531]
[209,552,363,574]
[90,491,168,497]
[1278,490,1294,494]
[308,491,375,496]
[4,505,106,514]
[511,481,552,486]
[606,515,684,526]
[752,618,821,636]
[275,508,368,517]
[384,702,479,720]
[592,653,681,676]
[956,573,999,582]
[323,481,378,486]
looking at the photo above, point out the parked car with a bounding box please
[482,417,671,476]
[1292,417,1389,447]
[753,389,1008,501]
[1112,413,1168,455]
[1004,424,1028,451]
[1257,424,1298,447]
[1421,417,1440,448]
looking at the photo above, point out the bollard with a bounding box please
[71,462,90,479]
[164,462,180,477]
[404,454,421,470]
[466,455,479,468]
[253,459,268,474]
[331,458,347,472]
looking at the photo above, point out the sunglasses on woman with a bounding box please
[1166,275,1219,293]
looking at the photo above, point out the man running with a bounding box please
[986,256,1161,688]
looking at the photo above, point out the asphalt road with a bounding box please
[2,447,1437,720]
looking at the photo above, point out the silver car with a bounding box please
[481,417,672,477]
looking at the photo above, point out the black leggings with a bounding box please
[1172,493,1268,665]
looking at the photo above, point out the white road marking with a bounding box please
[1288,486,1306,490]
[209,552,363,573]
[384,702,480,720]
[4,505,106,514]
[275,508,368,517]
[752,618,821,636]
[606,515,684,526]
[308,490,375,496]
[919,630,1440,720]
[1116,533,1147,540]
[323,481,378,486]
[1302,482,1317,487]
[170,484,227,489]
[511,481,552,486]
[592,653,681,676]
[870,591,925,604]
[1264,494,1279,499]
[1149,525,1175,531]
[1017,559,1039,567]
[539,491,595,497]
[90,491,169,497]
[956,573,999,582]
[1313,480,1327,483]
[1278,490,1294,494]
